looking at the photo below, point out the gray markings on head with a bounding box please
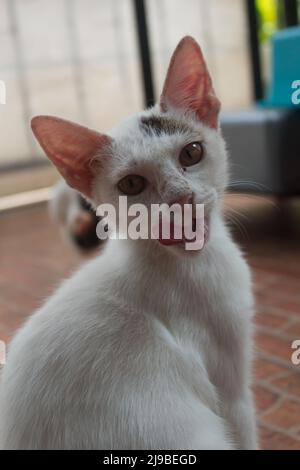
[140,115,190,136]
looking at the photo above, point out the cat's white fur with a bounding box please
[0,40,257,450]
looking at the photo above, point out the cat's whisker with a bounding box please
[225,212,250,240]
[225,206,250,222]
[225,191,281,212]
[228,179,272,192]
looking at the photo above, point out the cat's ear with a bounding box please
[160,36,220,129]
[31,116,111,197]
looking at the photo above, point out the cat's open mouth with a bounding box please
[155,216,209,250]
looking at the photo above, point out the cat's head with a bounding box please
[31,36,228,253]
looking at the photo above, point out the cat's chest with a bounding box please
[141,254,252,397]
[163,280,246,355]
[144,256,250,334]
[157,286,249,401]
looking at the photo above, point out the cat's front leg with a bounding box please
[226,392,258,450]
[222,343,257,449]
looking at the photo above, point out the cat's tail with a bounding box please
[50,179,101,251]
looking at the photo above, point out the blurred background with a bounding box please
[0,0,253,196]
[1,0,300,449]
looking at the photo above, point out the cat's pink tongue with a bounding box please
[152,219,208,248]
[158,222,185,246]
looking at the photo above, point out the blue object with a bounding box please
[262,26,300,108]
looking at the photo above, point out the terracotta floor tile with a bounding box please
[255,311,289,329]
[255,332,294,363]
[267,279,300,297]
[259,425,300,450]
[262,399,300,429]
[284,321,300,338]
[253,358,289,381]
[270,371,300,398]
[277,301,300,316]
[253,384,280,413]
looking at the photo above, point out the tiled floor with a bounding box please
[1,195,300,449]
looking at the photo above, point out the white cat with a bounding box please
[0,37,257,449]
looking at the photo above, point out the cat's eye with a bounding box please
[117,174,147,195]
[179,142,203,167]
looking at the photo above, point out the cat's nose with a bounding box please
[171,193,193,207]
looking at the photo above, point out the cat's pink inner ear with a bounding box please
[160,36,220,129]
[31,116,111,197]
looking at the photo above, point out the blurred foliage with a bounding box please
[256,0,300,43]
[256,0,278,43]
